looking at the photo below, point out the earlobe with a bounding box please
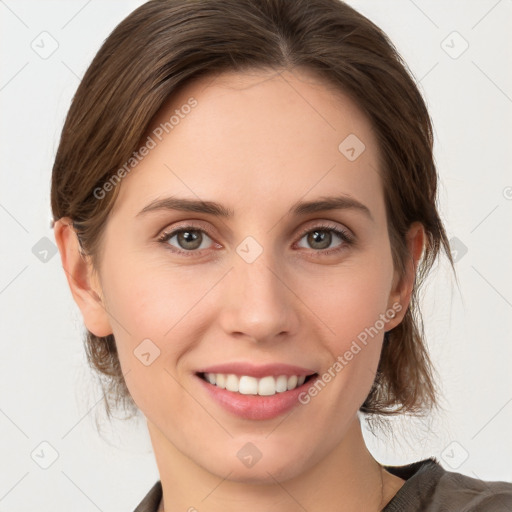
[53,217,113,337]
[386,222,425,329]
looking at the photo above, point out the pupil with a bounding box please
[179,230,201,249]
[309,230,331,249]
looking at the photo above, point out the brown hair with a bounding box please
[51,0,455,421]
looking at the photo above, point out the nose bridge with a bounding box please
[220,238,298,341]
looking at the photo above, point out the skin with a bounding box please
[54,67,425,511]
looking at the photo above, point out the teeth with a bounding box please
[258,376,275,396]
[287,375,298,390]
[225,374,239,392]
[202,373,311,395]
[216,374,226,389]
[275,375,288,392]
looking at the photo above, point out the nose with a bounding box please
[218,246,300,344]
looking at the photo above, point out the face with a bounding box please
[68,68,416,483]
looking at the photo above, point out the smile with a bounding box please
[198,372,317,396]
[195,370,320,421]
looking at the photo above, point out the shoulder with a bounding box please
[434,465,512,511]
[383,457,512,512]
[133,480,162,512]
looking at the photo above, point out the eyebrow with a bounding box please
[136,194,373,221]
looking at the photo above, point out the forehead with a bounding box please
[112,67,385,222]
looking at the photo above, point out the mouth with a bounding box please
[196,371,318,396]
[193,362,321,420]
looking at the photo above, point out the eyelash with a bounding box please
[157,223,355,258]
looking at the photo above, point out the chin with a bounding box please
[199,443,314,484]
[212,460,305,485]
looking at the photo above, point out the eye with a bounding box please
[158,226,218,255]
[295,223,354,255]
[157,222,354,257]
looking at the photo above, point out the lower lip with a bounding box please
[195,374,319,421]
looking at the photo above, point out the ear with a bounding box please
[53,217,113,337]
[385,221,425,330]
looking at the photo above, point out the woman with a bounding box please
[51,0,512,510]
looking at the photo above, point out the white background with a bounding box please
[1,0,511,510]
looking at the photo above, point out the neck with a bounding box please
[149,416,403,512]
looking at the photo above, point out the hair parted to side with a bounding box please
[51,0,455,422]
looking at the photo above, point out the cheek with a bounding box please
[98,257,221,404]
[304,258,394,406]
[310,260,394,345]
[100,249,205,345]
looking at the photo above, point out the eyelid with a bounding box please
[295,220,353,240]
[157,220,216,240]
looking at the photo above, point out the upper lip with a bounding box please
[195,362,317,378]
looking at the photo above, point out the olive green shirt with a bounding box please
[133,457,512,511]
